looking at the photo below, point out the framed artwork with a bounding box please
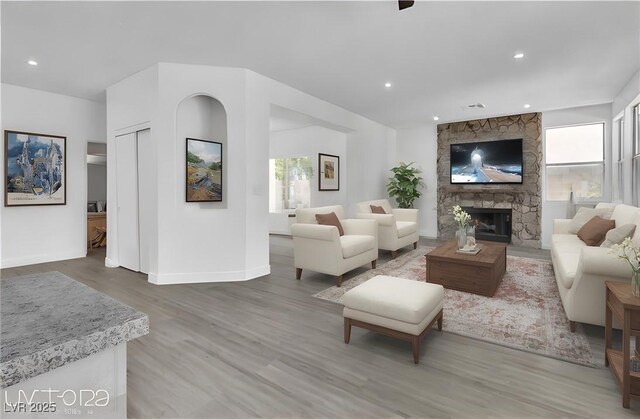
[4,130,66,207]
[186,138,223,202]
[318,153,340,191]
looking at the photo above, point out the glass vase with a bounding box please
[632,271,640,298]
[466,225,476,244]
[455,228,466,250]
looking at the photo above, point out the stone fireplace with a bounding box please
[463,207,512,243]
[437,113,542,248]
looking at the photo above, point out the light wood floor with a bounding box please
[2,237,638,418]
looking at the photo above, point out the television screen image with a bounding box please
[450,139,523,184]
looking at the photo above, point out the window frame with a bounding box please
[614,116,624,201]
[633,104,640,206]
[544,121,606,202]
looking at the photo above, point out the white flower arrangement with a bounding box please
[452,205,472,230]
[610,238,640,275]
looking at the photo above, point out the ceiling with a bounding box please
[2,1,639,128]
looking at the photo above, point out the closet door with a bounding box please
[115,133,140,271]
[136,129,151,274]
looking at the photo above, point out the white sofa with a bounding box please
[551,203,640,330]
[355,199,419,258]
[291,205,378,287]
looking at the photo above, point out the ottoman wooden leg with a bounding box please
[412,335,420,364]
[344,318,351,344]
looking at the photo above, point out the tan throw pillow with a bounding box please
[370,205,386,214]
[577,216,615,246]
[315,212,345,236]
[568,207,614,234]
[600,224,637,248]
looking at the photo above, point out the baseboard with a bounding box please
[148,264,271,285]
[1,250,86,269]
[419,232,438,239]
[105,257,119,268]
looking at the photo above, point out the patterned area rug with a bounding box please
[314,246,596,367]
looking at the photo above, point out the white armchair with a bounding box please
[355,199,419,258]
[291,205,378,287]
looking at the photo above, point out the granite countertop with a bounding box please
[1,271,149,388]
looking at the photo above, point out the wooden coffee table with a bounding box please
[425,240,506,297]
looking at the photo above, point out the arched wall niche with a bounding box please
[176,93,228,208]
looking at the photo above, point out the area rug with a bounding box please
[313,246,597,367]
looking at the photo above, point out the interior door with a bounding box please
[115,133,140,271]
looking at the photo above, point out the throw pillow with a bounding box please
[568,207,614,234]
[315,212,345,236]
[600,224,637,248]
[577,216,615,246]
[370,205,386,214]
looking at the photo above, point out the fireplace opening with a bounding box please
[462,207,512,243]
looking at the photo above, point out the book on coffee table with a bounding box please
[456,247,481,255]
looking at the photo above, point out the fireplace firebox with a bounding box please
[462,207,512,244]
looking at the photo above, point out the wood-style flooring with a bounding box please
[2,237,637,418]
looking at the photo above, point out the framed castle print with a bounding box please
[4,130,66,207]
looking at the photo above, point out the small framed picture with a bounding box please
[318,153,339,191]
[4,130,66,207]
[186,138,223,202]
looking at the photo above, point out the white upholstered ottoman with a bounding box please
[343,275,444,364]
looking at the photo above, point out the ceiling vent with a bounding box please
[468,103,486,109]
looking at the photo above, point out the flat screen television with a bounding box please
[450,138,523,184]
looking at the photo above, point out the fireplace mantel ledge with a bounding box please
[439,186,524,194]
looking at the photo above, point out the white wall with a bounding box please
[395,124,438,237]
[1,84,106,267]
[541,103,612,248]
[87,164,107,202]
[107,63,395,284]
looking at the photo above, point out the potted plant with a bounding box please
[386,162,425,209]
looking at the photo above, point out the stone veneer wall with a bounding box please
[437,113,542,248]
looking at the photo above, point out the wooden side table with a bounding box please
[605,281,640,408]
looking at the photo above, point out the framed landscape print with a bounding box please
[4,130,66,207]
[318,153,339,191]
[186,138,223,202]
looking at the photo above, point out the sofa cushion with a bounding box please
[370,205,386,214]
[316,212,344,236]
[611,204,640,228]
[600,224,637,248]
[343,275,444,324]
[568,207,614,234]
[396,221,418,238]
[340,235,375,259]
[551,234,585,261]
[577,216,615,246]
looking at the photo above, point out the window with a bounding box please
[269,157,312,212]
[545,123,604,201]
[615,117,624,201]
[634,104,640,206]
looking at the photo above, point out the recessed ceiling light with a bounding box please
[384,82,392,88]
[513,52,525,59]
[26,59,38,66]
[524,104,531,109]
[433,116,440,121]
